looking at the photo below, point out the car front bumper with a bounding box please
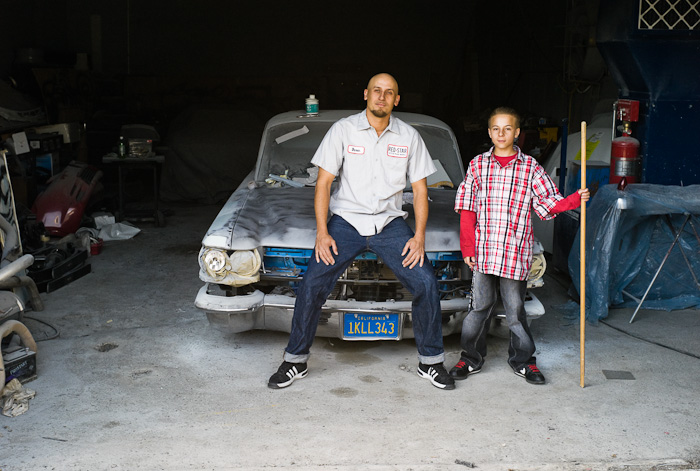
[195,283,545,339]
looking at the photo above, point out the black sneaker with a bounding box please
[417,363,455,390]
[514,362,545,385]
[268,361,308,389]
[449,360,481,380]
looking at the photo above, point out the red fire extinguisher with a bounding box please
[609,100,641,185]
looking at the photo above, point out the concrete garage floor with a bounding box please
[2,202,699,471]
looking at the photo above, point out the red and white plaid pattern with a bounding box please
[454,147,563,281]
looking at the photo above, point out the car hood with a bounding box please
[202,186,460,252]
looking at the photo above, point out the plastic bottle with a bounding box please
[305,95,319,116]
[118,136,126,158]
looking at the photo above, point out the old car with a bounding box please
[195,110,546,340]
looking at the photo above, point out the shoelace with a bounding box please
[527,364,541,373]
[455,361,467,369]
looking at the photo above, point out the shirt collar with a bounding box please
[485,145,524,161]
[357,110,399,134]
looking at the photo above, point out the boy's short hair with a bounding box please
[489,107,521,129]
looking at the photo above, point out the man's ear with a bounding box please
[363,89,368,101]
[394,95,400,107]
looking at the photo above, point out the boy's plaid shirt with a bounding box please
[454,146,563,281]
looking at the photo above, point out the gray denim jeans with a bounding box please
[459,270,536,370]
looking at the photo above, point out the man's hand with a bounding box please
[404,177,429,270]
[401,237,425,269]
[464,256,475,269]
[315,232,338,265]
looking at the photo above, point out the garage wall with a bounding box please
[1,0,617,162]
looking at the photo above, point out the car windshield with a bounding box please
[256,120,463,187]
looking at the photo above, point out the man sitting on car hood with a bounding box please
[268,73,455,390]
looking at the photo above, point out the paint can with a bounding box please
[305,95,319,116]
[90,238,103,255]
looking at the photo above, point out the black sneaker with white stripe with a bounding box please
[417,362,455,390]
[449,360,481,380]
[268,361,308,389]
[513,361,545,385]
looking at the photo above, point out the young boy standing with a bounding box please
[452,107,589,384]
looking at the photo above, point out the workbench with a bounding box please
[101,154,166,227]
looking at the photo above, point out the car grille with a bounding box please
[329,260,413,301]
[260,250,468,303]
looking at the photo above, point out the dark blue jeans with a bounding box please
[284,215,445,365]
[460,270,536,370]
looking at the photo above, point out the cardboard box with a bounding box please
[11,132,30,154]
[127,138,153,158]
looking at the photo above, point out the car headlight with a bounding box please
[203,249,229,277]
[200,248,261,286]
[228,250,261,277]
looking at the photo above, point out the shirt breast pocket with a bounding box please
[383,155,409,187]
[341,146,366,176]
[511,178,529,198]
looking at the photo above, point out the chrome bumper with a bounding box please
[195,283,545,339]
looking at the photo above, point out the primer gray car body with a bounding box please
[195,110,545,339]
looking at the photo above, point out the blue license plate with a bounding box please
[343,313,400,340]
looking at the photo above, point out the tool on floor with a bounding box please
[1,320,37,386]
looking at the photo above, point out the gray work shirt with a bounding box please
[311,111,436,236]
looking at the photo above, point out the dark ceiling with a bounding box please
[1,1,617,166]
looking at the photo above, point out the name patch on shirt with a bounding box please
[347,145,365,155]
[387,144,408,158]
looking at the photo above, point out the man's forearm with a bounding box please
[411,179,429,241]
[314,168,335,235]
[315,189,330,234]
[414,199,428,239]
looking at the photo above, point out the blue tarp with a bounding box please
[567,184,700,323]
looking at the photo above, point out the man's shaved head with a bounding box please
[367,73,399,95]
